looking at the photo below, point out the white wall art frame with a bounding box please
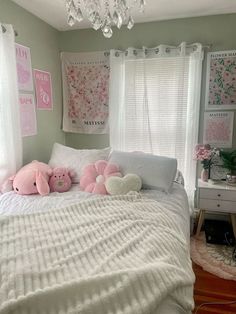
[205,50,236,110]
[203,111,234,148]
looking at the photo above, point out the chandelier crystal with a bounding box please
[65,0,146,38]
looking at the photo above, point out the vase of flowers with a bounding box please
[194,144,219,182]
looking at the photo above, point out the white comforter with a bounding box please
[0,184,194,314]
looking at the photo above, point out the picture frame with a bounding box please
[34,69,53,110]
[210,155,228,181]
[203,111,234,148]
[205,50,236,110]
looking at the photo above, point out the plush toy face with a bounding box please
[13,170,38,195]
[49,168,72,193]
[12,161,52,196]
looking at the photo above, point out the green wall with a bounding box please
[1,2,236,162]
[59,13,236,150]
[0,0,65,164]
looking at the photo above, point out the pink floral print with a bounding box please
[209,57,236,106]
[66,64,110,122]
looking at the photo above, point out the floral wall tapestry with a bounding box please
[203,111,234,148]
[205,50,236,110]
[61,51,110,134]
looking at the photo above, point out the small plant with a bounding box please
[220,150,236,174]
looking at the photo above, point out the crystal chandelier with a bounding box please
[65,0,146,38]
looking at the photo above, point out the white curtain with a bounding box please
[109,43,203,210]
[0,24,22,186]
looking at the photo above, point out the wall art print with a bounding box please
[205,50,236,110]
[19,93,37,137]
[61,51,110,134]
[15,43,34,92]
[203,111,234,148]
[34,69,53,110]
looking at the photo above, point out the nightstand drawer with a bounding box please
[199,188,236,201]
[199,198,236,213]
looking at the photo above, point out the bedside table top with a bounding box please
[198,179,236,191]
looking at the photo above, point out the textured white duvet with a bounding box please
[0,184,190,237]
[0,184,193,314]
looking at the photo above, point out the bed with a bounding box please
[0,181,194,314]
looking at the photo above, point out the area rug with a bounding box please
[190,232,236,281]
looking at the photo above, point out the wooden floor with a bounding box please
[192,262,236,313]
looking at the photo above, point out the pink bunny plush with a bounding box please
[49,168,74,193]
[10,161,52,196]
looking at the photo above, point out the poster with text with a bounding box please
[203,111,234,148]
[19,94,37,137]
[205,50,236,110]
[15,43,34,92]
[34,69,53,110]
[61,51,109,134]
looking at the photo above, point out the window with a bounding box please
[109,44,203,208]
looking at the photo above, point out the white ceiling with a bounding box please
[12,0,236,31]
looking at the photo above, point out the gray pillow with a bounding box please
[109,151,177,192]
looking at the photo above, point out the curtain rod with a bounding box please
[1,24,18,36]
[112,44,212,53]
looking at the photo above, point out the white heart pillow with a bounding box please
[105,174,142,195]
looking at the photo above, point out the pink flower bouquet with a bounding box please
[194,144,220,181]
[194,144,212,169]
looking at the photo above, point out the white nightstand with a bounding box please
[196,179,236,237]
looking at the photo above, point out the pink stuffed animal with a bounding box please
[10,161,52,196]
[49,168,73,193]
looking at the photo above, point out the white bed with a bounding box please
[0,183,194,314]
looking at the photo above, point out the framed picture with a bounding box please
[19,93,37,137]
[34,69,53,110]
[210,155,228,181]
[205,50,236,110]
[203,111,234,148]
[15,43,34,92]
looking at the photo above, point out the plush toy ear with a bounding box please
[36,171,50,196]
[47,169,53,176]
[0,176,15,193]
[68,169,76,178]
[9,175,16,181]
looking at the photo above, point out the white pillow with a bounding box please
[109,151,177,192]
[48,143,110,183]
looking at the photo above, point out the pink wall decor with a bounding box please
[15,43,33,92]
[34,69,53,110]
[61,51,109,134]
[19,94,37,137]
[205,50,236,110]
[203,111,234,148]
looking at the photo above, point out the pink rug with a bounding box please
[191,232,236,281]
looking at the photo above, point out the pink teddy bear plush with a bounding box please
[49,168,74,193]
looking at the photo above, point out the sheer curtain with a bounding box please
[109,43,203,209]
[0,24,22,186]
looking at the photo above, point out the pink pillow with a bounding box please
[80,160,122,195]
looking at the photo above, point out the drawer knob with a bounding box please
[217,194,221,197]
[217,204,220,207]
